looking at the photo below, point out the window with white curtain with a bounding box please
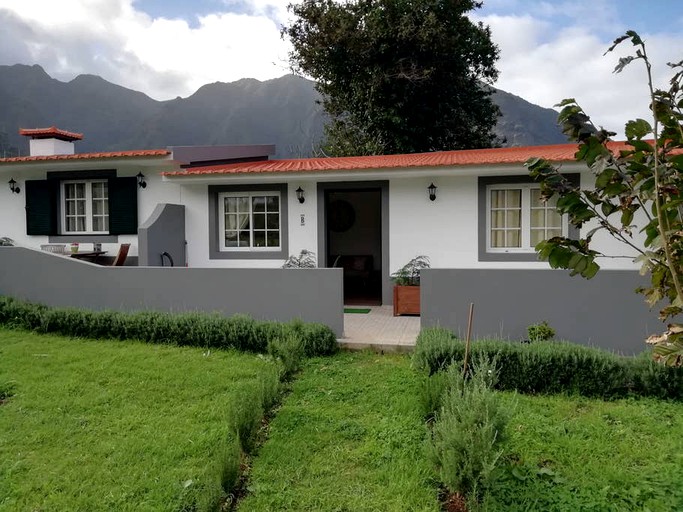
[61,180,109,234]
[487,184,565,252]
[218,192,281,251]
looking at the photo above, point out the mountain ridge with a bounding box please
[0,63,566,159]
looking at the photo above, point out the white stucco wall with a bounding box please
[2,160,647,272]
[29,139,75,156]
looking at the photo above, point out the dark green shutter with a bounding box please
[108,176,138,235]
[25,179,58,235]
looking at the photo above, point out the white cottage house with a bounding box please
[0,126,640,304]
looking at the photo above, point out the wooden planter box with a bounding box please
[393,285,421,316]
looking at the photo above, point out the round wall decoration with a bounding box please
[328,199,356,232]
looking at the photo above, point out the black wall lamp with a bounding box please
[136,172,147,189]
[8,178,20,194]
[296,186,305,204]
[428,182,437,201]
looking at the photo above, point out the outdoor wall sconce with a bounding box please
[296,186,305,204]
[428,182,437,201]
[136,172,147,189]
[8,178,20,194]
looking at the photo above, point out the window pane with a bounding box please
[92,182,105,199]
[267,213,279,230]
[491,229,505,248]
[506,190,521,207]
[253,213,265,229]
[226,213,238,230]
[67,218,76,232]
[547,209,562,227]
[530,229,545,246]
[506,230,521,247]
[225,231,238,247]
[266,195,279,212]
[66,201,75,215]
[492,210,505,229]
[546,228,562,239]
[266,231,279,247]
[238,230,250,247]
[77,217,86,232]
[104,217,109,231]
[225,197,237,213]
[530,188,543,206]
[93,201,102,215]
[506,210,520,228]
[252,196,265,212]
[530,208,545,228]
[490,190,503,208]
[238,214,250,230]
[93,217,104,232]
[253,231,266,248]
[75,183,86,198]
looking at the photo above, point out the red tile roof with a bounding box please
[0,149,170,164]
[162,141,633,176]
[19,126,84,141]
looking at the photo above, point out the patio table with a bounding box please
[70,250,107,263]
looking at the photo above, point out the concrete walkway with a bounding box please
[338,306,420,352]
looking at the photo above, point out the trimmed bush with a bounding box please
[0,296,338,357]
[413,327,683,401]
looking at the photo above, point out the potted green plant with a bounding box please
[391,255,430,316]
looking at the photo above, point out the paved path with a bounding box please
[338,306,420,352]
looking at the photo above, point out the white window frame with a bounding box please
[486,184,567,253]
[61,179,109,235]
[218,191,281,252]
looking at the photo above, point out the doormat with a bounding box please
[344,308,371,314]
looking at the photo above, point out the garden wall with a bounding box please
[0,247,343,336]
[421,268,660,354]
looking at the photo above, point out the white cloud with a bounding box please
[0,0,291,99]
[475,12,683,137]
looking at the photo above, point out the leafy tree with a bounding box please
[283,0,501,156]
[526,31,683,365]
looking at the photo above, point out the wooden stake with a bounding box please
[462,302,475,379]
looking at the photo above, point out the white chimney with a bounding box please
[19,126,83,156]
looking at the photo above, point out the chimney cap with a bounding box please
[19,126,83,141]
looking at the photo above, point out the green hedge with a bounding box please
[0,296,338,357]
[413,327,683,401]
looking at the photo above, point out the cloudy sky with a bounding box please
[0,0,681,138]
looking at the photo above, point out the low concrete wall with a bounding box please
[138,203,186,267]
[0,247,343,336]
[421,268,661,354]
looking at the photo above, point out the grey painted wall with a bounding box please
[421,268,660,354]
[0,247,344,336]
[138,203,186,267]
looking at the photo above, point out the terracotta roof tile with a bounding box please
[19,126,84,141]
[162,141,634,176]
[0,149,170,164]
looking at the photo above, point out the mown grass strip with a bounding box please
[0,328,279,511]
[238,352,440,511]
[489,392,683,511]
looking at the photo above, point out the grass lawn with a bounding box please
[0,328,279,511]
[489,393,683,511]
[238,352,440,511]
